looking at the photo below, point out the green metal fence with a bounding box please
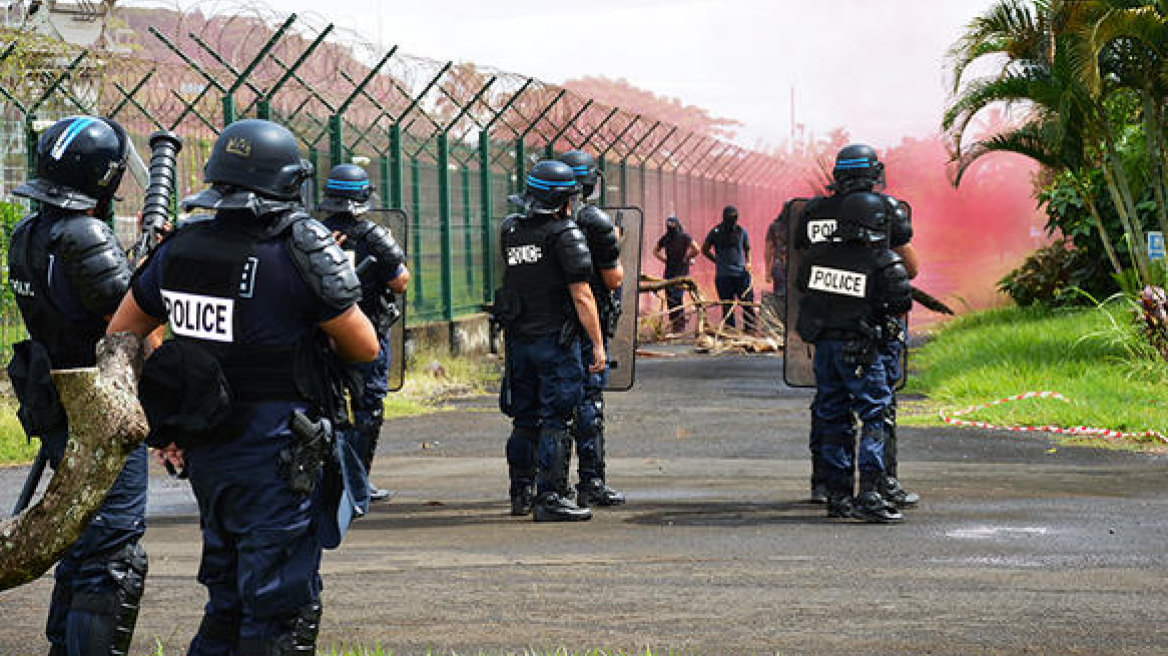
[0,6,802,339]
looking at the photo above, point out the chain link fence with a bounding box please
[0,2,807,358]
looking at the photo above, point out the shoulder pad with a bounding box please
[355,220,407,275]
[882,194,913,247]
[575,205,620,269]
[287,217,361,312]
[553,221,594,282]
[51,216,132,316]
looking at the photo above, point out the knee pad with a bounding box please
[69,542,148,656]
[239,602,322,656]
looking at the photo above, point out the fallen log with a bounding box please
[0,332,148,591]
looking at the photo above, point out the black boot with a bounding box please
[880,476,919,508]
[533,491,592,522]
[534,429,591,522]
[809,482,828,504]
[826,493,854,519]
[852,475,903,523]
[576,477,626,507]
[509,481,535,516]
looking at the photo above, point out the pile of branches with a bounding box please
[638,274,782,354]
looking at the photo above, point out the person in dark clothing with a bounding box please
[8,115,150,656]
[109,119,379,654]
[701,205,756,332]
[653,216,698,333]
[764,207,789,324]
[319,163,411,503]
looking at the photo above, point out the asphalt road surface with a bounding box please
[1,352,1166,655]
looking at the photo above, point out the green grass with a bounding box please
[902,301,1168,446]
[0,400,36,464]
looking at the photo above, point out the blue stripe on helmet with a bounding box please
[50,117,99,161]
[834,161,872,169]
[526,175,576,189]
[326,180,369,189]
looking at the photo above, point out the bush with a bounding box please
[998,239,1113,306]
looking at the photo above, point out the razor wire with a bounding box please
[1,0,804,333]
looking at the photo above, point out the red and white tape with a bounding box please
[939,390,1168,444]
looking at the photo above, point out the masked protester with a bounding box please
[108,119,379,654]
[701,205,757,332]
[654,216,698,333]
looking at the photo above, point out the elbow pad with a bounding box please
[354,220,407,278]
[885,195,913,247]
[576,205,621,269]
[555,223,594,283]
[52,217,132,316]
[288,217,362,312]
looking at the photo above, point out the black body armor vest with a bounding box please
[794,192,911,343]
[158,217,301,402]
[501,215,575,338]
[9,213,110,369]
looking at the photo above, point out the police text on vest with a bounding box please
[507,245,542,266]
[161,290,234,342]
[808,265,867,298]
[807,219,838,243]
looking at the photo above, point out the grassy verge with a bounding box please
[0,349,498,466]
[901,301,1168,448]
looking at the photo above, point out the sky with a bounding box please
[154,0,1000,149]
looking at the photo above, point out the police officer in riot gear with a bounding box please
[794,144,913,523]
[108,119,379,655]
[496,159,605,522]
[7,115,150,656]
[319,163,410,503]
[557,150,626,507]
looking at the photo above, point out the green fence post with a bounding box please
[222,94,237,126]
[389,124,403,209]
[437,133,454,321]
[515,138,526,184]
[479,130,494,302]
[461,164,473,293]
[256,99,271,120]
[597,159,608,206]
[410,156,423,307]
[329,115,344,167]
[379,155,391,210]
[619,159,628,205]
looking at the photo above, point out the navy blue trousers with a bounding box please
[185,401,324,656]
[45,438,148,654]
[810,340,893,495]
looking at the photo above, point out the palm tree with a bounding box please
[944,0,1162,284]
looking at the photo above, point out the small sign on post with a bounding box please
[1149,231,1165,261]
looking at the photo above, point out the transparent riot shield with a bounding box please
[365,210,409,392]
[782,198,816,388]
[601,206,644,392]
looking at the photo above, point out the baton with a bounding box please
[11,450,48,516]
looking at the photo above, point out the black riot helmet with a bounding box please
[203,119,312,201]
[523,160,580,215]
[557,149,600,198]
[831,143,885,193]
[14,115,130,211]
[318,163,373,216]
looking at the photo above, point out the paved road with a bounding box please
[1,353,1166,655]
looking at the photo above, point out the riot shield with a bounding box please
[601,206,644,392]
[366,210,409,392]
[782,198,816,388]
